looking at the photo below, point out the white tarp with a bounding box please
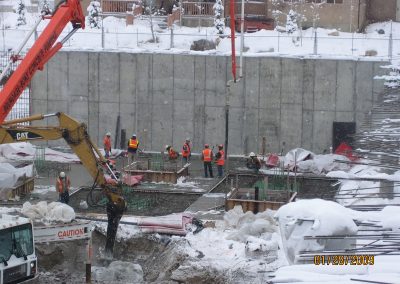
[21,201,75,223]
[0,163,33,200]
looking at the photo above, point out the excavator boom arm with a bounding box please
[0,0,85,123]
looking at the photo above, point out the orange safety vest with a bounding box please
[182,143,191,157]
[129,138,139,149]
[169,148,178,159]
[202,148,212,162]
[103,136,111,151]
[217,150,225,166]
[56,177,70,194]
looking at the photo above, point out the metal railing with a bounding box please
[0,50,30,122]
[101,0,138,13]
[182,2,215,16]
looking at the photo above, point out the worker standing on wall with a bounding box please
[201,144,214,178]
[215,144,225,177]
[103,132,112,158]
[182,138,191,164]
[127,134,139,162]
[56,172,70,204]
[165,145,179,160]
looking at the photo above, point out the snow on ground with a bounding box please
[0,11,398,60]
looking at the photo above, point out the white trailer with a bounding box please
[0,214,37,284]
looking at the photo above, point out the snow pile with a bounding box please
[92,261,143,283]
[284,148,351,174]
[32,185,55,195]
[21,201,75,223]
[275,199,358,264]
[327,163,397,180]
[379,206,400,232]
[175,176,201,190]
[222,205,276,242]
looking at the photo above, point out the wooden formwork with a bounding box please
[124,163,190,183]
[5,177,35,200]
[225,187,297,213]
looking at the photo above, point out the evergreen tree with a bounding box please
[286,9,298,34]
[14,0,27,26]
[213,0,224,35]
[87,0,102,29]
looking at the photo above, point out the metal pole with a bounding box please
[85,235,92,283]
[239,0,245,78]
[170,27,174,49]
[313,30,317,55]
[389,20,393,60]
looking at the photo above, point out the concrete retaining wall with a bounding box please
[30,51,387,154]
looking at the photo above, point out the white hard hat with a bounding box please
[165,145,170,150]
[185,137,190,141]
[132,133,136,137]
[106,132,111,136]
[59,172,66,178]
[249,152,256,157]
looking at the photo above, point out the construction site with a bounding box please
[0,0,400,283]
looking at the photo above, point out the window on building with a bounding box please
[327,0,343,3]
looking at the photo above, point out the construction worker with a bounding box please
[246,152,262,173]
[201,144,213,178]
[165,145,179,160]
[103,132,112,158]
[182,138,191,164]
[127,134,139,162]
[56,172,70,204]
[215,144,225,177]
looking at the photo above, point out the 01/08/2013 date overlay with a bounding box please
[314,255,374,265]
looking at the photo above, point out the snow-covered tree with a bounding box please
[40,0,52,15]
[86,0,102,29]
[213,0,224,35]
[286,9,298,34]
[14,0,27,26]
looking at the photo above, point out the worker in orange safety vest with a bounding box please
[181,138,191,164]
[127,134,139,162]
[56,172,70,204]
[165,145,179,160]
[103,132,112,158]
[215,144,225,177]
[201,144,214,178]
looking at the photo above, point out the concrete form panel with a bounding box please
[244,57,260,108]
[136,103,152,150]
[204,106,225,147]
[151,103,173,150]
[355,61,373,112]
[205,56,217,91]
[99,52,119,103]
[259,58,281,109]
[302,60,315,110]
[335,111,355,122]
[98,102,119,144]
[228,107,244,153]
[120,53,136,104]
[68,52,88,97]
[119,103,136,141]
[314,60,337,111]
[259,108,280,153]
[174,55,194,99]
[153,90,173,105]
[301,110,313,150]
[280,103,302,152]
[47,53,68,100]
[193,104,206,152]
[216,56,227,94]
[31,99,48,126]
[88,52,99,102]
[31,65,48,100]
[69,96,88,124]
[136,54,152,93]
[336,61,354,112]
[88,101,99,144]
[173,100,194,147]
[152,54,173,91]
[194,56,206,91]
[313,110,335,153]
[242,108,259,154]
[281,58,303,105]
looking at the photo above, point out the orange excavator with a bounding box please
[0,0,125,256]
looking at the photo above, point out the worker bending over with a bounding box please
[182,138,191,164]
[165,145,179,160]
[56,172,70,204]
[246,152,261,173]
